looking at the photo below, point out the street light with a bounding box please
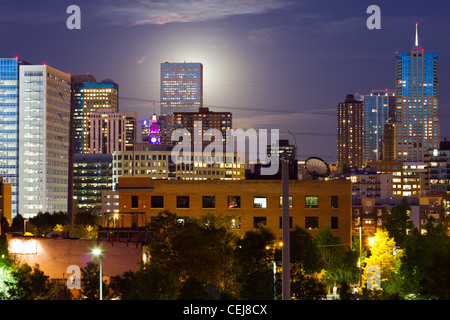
[91,247,103,300]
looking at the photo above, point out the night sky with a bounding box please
[1,0,450,163]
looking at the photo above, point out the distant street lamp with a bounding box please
[91,247,103,300]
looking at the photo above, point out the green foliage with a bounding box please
[383,200,415,248]
[314,224,359,289]
[28,211,67,236]
[8,263,50,300]
[112,263,178,300]
[400,218,450,299]
[0,262,16,300]
[233,227,276,299]
[79,262,110,300]
[361,229,402,299]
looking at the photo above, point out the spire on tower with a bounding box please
[415,22,419,47]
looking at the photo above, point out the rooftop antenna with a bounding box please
[415,22,419,47]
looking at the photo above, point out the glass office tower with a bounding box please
[357,90,396,162]
[72,80,119,154]
[18,64,71,218]
[160,62,203,116]
[0,57,28,217]
[395,24,439,161]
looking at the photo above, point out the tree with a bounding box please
[400,218,450,299]
[383,200,414,248]
[361,229,402,299]
[79,262,110,300]
[8,263,51,300]
[28,211,67,236]
[113,263,178,300]
[234,227,276,299]
[314,224,359,294]
[0,260,17,300]
[288,226,326,300]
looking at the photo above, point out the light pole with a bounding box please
[281,153,290,300]
[92,248,103,300]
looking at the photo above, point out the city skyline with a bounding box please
[1,1,450,163]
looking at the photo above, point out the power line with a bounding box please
[119,96,336,116]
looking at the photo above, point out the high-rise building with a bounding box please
[71,74,97,154]
[173,107,232,146]
[148,114,160,144]
[18,64,71,218]
[160,62,203,116]
[337,94,364,169]
[357,90,396,162]
[141,115,173,145]
[395,24,439,161]
[89,109,126,154]
[382,121,398,161]
[73,153,113,214]
[121,110,137,151]
[73,80,119,153]
[0,57,30,217]
[424,141,450,195]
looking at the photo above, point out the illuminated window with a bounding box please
[228,196,241,208]
[305,196,319,208]
[279,196,293,208]
[253,196,267,208]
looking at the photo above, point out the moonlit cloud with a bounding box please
[95,0,294,26]
[136,56,147,64]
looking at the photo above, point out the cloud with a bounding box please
[95,0,294,26]
[136,56,147,64]
[246,27,283,45]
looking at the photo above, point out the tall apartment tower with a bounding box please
[395,24,439,161]
[18,64,71,218]
[72,80,119,153]
[357,90,396,162]
[0,57,30,217]
[160,62,203,116]
[89,109,126,154]
[337,94,364,169]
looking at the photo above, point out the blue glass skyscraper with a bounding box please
[357,90,396,162]
[160,62,203,116]
[395,24,439,161]
[0,57,30,217]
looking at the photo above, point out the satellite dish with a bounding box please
[305,157,330,179]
